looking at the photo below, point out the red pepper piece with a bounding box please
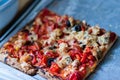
[40,56,47,66]
[81,53,87,63]
[32,56,37,65]
[50,62,60,73]
[68,71,83,80]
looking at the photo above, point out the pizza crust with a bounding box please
[37,68,61,80]
[0,53,8,62]
[0,52,37,75]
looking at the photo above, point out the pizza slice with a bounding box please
[0,9,117,80]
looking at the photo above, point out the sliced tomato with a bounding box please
[32,56,37,65]
[28,45,37,51]
[69,49,82,60]
[73,45,83,53]
[34,42,40,50]
[88,55,95,61]
[69,45,83,60]
[35,50,43,59]
[41,35,49,39]
[38,25,47,37]
[69,50,76,60]
[75,54,81,61]
[28,42,40,51]
[110,32,116,42]
[34,25,40,34]
[50,62,60,73]
[89,60,95,67]
[57,39,66,44]
[79,64,87,77]
[68,71,83,80]
[98,28,106,36]
[81,53,87,63]
[40,56,47,66]
[81,26,85,31]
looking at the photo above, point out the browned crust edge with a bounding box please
[37,68,61,80]
[0,53,37,75]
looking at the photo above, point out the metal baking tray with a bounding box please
[0,0,120,80]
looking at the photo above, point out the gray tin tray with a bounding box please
[0,0,120,80]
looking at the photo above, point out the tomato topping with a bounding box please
[57,39,66,44]
[69,45,83,60]
[28,45,38,51]
[98,28,106,36]
[81,26,85,31]
[40,56,47,66]
[68,71,83,80]
[28,42,40,51]
[34,25,40,34]
[41,35,49,39]
[50,62,60,73]
[46,51,59,58]
[79,64,87,77]
[81,53,87,63]
[35,50,43,59]
[75,54,81,61]
[110,32,116,42]
[32,56,37,65]
[88,55,95,61]
[6,44,13,51]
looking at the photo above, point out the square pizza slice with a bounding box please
[0,9,117,80]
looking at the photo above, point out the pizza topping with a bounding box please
[68,17,75,27]
[47,28,62,44]
[74,31,84,41]
[56,55,72,68]
[49,46,57,50]
[72,25,81,32]
[24,41,33,46]
[68,71,83,80]
[58,42,68,54]
[71,59,80,68]
[98,32,110,45]
[110,32,116,42]
[60,60,80,79]
[66,20,71,27]
[50,62,60,73]
[14,39,25,51]
[20,53,32,63]
[28,32,38,41]
[79,31,97,47]
[89,26,100,35]
[47,58,55,67]
[21,29,29,34]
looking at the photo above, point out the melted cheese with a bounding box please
[98,32,110,45]
[90,26,100,35]
[47,28,62,44]
[56,55,72,68]
[61,59,79,78]
[80,31,97,46]
[58,42,68,54]
[74,31,84,41]
[14,39,25,50]
[28,32,38,41]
